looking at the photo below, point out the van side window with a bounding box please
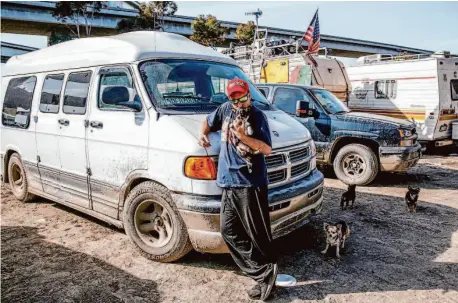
[273,87,310,115]
[40,74,64,114]
[98,67,138,110]
[451,79,458,101]
[63,71,92,115]
[1,76,37,129]
[375,80,397,99]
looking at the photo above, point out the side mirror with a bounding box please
[296,100,318,118]
[102,86,142,112]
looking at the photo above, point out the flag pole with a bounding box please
[299,8,319,53]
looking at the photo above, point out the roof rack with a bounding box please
[356,51,452,65]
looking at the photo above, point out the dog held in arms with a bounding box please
[405,186,420,212]
[229,107,256,172]
[322,221,351,258]
[341,184,356,210]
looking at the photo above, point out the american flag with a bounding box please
[303,9,320,54]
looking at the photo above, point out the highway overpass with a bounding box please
[1,1,433,59]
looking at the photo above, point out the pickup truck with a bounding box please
[257,83,422,185]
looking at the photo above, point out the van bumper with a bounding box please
[172,169,324,253]
[379,143,422,172]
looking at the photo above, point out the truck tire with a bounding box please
[333,144,379,186]
[7,153,36,202]
[123,181,192,262]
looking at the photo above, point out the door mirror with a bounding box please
[296,100,318,118]
[101,86,142,112]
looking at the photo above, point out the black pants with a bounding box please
[220,186,277,283]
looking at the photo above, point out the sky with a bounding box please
[2,1,458,55]
[175,1,458,53]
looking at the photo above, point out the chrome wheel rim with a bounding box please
[134,199,173,248]
[342,153,366,178]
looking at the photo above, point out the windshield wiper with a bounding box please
[333,110,349,114]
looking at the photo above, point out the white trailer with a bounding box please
[347,52,458,146]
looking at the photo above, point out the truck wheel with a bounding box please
[123,181,192,262]
[7,153,36,202]
[333,144,379,186]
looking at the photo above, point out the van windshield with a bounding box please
[138,59,271,112]
[311,89,350,114]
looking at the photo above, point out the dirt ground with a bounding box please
[1,153,458,303]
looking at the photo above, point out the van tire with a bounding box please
[333,144,379,186]
[7,153,36,202]
[123,181,192,263]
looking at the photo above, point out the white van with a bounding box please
[347,52,458,147]
[0,32,324,262]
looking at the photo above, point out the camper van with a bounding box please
[0,31,324,262]
[347,52,458,148]
[222,29,352,102]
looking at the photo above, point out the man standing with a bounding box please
[199,79,278,301]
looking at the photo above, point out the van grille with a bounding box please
[265,142,313,188]
[291,162,310,178]
[265,154,285,168]
[289,147,310,163]
[268,169,287,184]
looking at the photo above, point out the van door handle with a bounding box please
[90,121,103,129]
[58,118,69,126]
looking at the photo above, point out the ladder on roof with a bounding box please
[247,29,268,83]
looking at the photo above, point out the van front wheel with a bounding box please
[7,153,36,202]
[123,181,192,262]
[333,144,379,186]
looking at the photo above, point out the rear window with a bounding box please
[451,79,458,101]
[2,76,37,129]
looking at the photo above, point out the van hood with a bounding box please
[341,111,415,128]
[169,110,310,154]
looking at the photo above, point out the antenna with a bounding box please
[245,9,263,40]
[245,8,263,28]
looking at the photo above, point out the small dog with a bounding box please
[341,184,356,210]
[230,107,255,171]
[405,186,420,212]
[322,221,351,258]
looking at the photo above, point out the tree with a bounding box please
[48,28,73,46]
[190,15,230,47]
[117,1,178,33]
[52,1,107,38]
[236,21,256,44]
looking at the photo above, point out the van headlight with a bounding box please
[310,140,317,156]
[310,157,317,171]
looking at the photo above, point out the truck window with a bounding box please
[40,74,64,114]
[451,79,458,101]
[98,67,139,110]
[273,87,310,115]
[375,80,397,99]
[2,76,37,129]
[258,87,270,98]
[63,71,92,115]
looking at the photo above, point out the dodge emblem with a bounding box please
[272,131,279,137]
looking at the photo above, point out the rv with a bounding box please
[347,52,458,147]
[222,29,352,102]
[1,31,324,262]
